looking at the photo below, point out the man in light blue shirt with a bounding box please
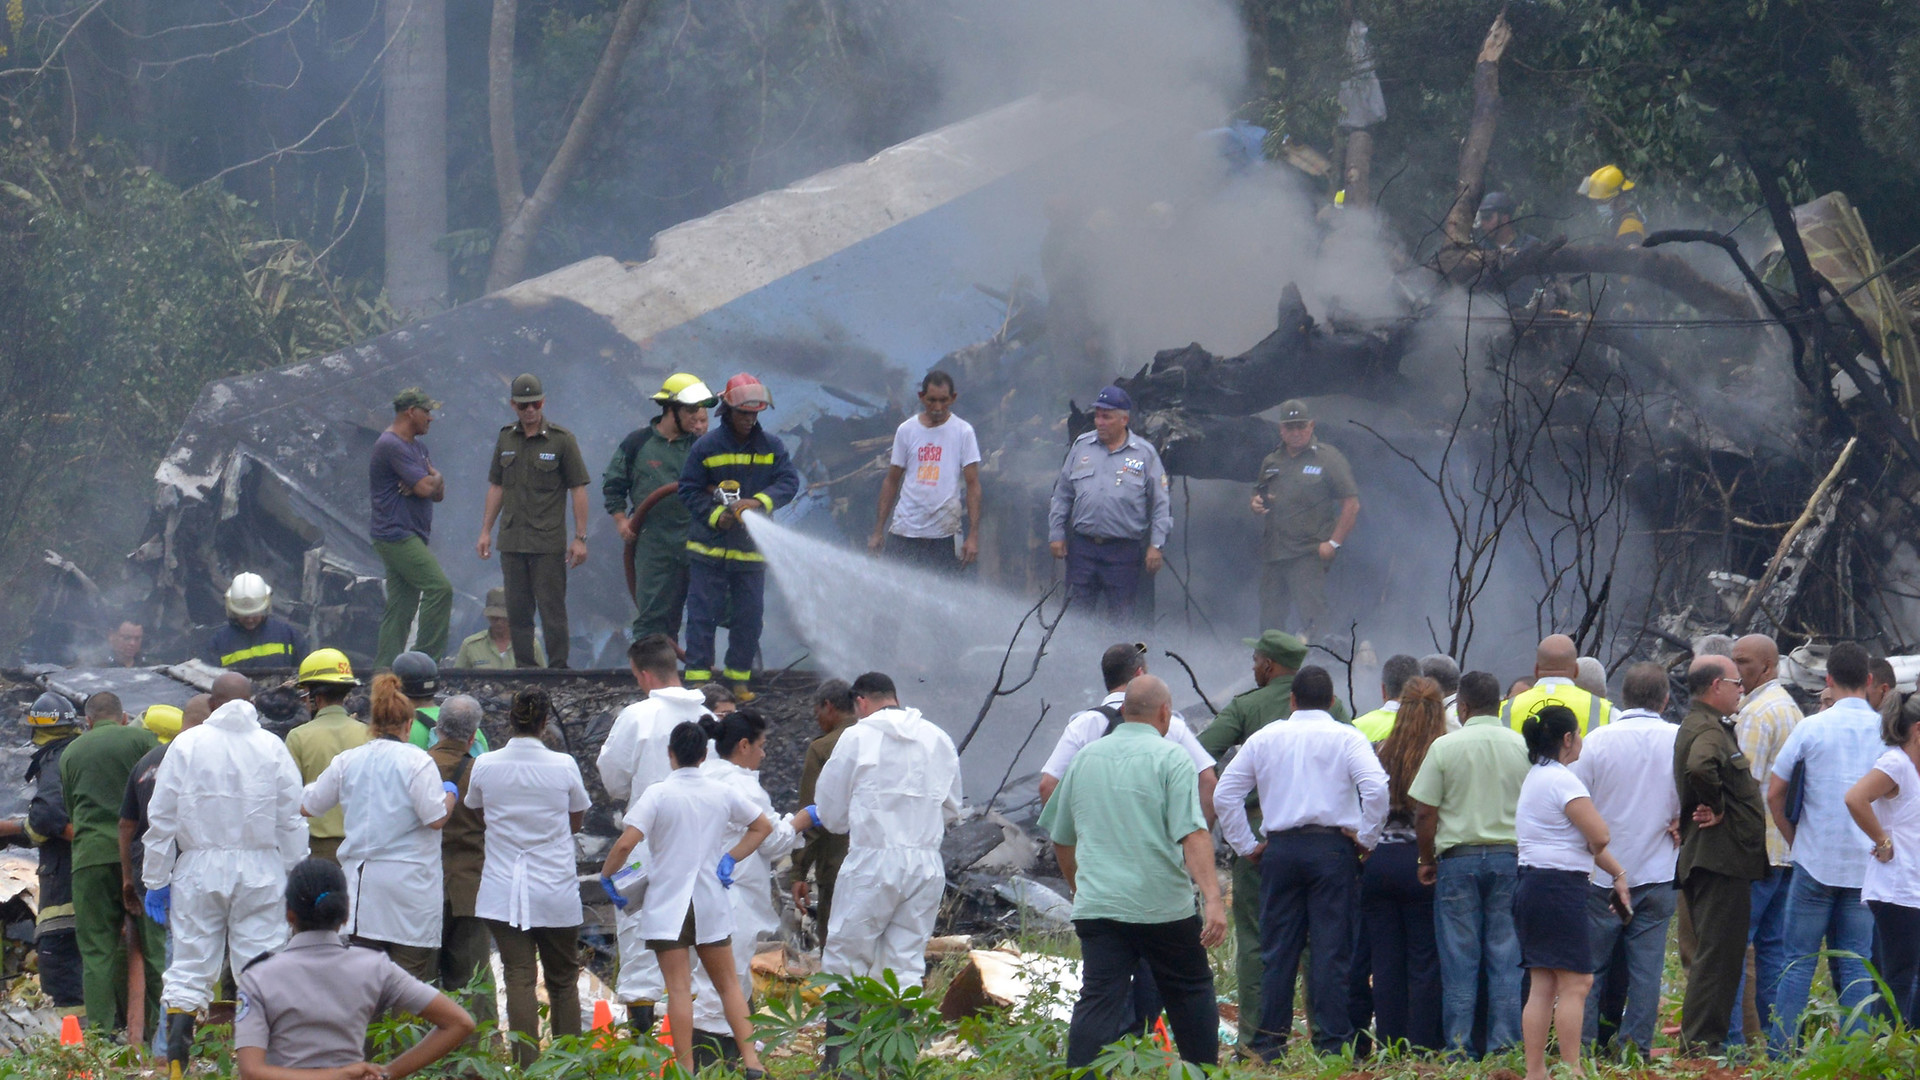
[1764,642,1885,1051]
[1047,385,1172,622]
[1040,675,1226,1068]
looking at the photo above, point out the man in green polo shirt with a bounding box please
[60,692,162,1032]
[1406,669,1530,1058]
[1197,629,1349,1044]
[478,373,593,668]
[1040,675,1227,1069]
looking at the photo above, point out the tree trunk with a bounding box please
[485,0,655,294]
[488,0,524,226]
[383,0,448,317]
[1343,128,1373,210]
[1441,12,1512,248]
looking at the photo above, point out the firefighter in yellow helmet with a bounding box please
[283,649,368,864]
[604,373,715,642]
[1578,164,1647,245]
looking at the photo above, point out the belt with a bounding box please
[1072,532,1141,546]
[1440,842,1518,860]
[1271,824,1349,838]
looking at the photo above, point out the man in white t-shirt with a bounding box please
[870,370,982,570]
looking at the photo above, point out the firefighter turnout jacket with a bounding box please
[677,420,801,565]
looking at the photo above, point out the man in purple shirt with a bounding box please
[370,388,451,667]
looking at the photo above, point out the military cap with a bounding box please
[1244,629,1309,669]
[510,373,545,403]
[1277,399,1312,423]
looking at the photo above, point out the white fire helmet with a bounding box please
[226,572,272,618]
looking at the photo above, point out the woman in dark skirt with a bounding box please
[1514,705,1632,1080]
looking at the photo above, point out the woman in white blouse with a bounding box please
[299,673,453,979]
[690,710,803,1063]
[1845,699,1920,1025]
[1514,704,1631,1080]
[601,720,775,1078]
[465,689,591,1068]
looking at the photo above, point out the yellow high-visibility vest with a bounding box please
[1501,680,1612,735]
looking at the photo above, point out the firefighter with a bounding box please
[205,572,306,672]
[605,374,715,643]
[283,649,369,864]
[0,694,87,1016]
[1577,165,1647,245]
[676,373,801,701]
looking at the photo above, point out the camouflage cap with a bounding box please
[510,373,545,403]
[392,387,442,413]
[1244,629,1308,669]
[1277,399,1312,423]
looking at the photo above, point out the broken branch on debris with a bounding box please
[1161,650,1219,716]
[955,583,1068,755]
[985,703,1052,811]
[1730,436,1858,633]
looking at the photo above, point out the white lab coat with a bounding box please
[142,700,308,1011]
[691,756,802,1032]
[624,768,764,943]
[813,707,962,988]
[466,737,591,929]
[302,737,449,948]
[598,686,709,1003]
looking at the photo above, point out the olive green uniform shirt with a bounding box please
[428,741,488,917]
[1197,675,1349,821]
[488,420,591,554]
[1038,723,1208,924]
[1404,715,1531,853]
[793,718,857,880]
[285,705,368,840]
[1255,440,1358,561]
[452,629,543,669]
[59,722,159,869]
[1675,702,1769,884]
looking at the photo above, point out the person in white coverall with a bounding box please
[599,719,775,1079]
[809,671,962,990]
[595,633,712,1035]
[299,673,454,981]
[690,710,803,1067]
[142,696,307,1076]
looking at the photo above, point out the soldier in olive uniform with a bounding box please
[478,374,593,668]
[1197,631,1351,1046]
[1251,400,1359,640]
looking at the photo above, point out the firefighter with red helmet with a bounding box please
[676,374,801,701]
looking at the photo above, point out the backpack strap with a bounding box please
[1095,704,1125,737]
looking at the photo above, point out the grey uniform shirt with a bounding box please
[234,930,439,1068]
[1048,431,1172,546]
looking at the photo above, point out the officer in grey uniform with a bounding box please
[1048,385,1172,623]
[234,858,471,1077]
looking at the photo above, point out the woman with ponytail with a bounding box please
[1513,704,1631,1080]
[233,857,473,1080]
[299,674,454,980]
[601,720,776,1078]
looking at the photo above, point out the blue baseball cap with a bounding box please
[1092,385,1134,412]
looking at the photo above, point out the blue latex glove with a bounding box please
[144,884,171,926]
[442,781,459,795]
[599,874,628,909]
[717,854,738,889]
[804,805,823,830]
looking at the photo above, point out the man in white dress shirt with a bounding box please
[594,633,713,1035]
[1214,665,1387,1060]
[1039,643,1216,822]
[1569,661,1679,1055]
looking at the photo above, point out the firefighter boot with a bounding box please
[165,1009,195,1079]
[628,1000,656,1040]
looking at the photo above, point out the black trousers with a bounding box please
[1256,829,1361,1058]
[1869,901,1920,1026]
[501,551,568,667]
[1361,839,1443,1050]
[1067,916,1218,1068]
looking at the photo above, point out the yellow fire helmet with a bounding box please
[142,704,184,744]
[653,373,718,407]
[1578,164,1635,201]
[296,647,359,687]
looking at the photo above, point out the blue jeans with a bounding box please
[1582,881,1676,1053]
[1729,865,1792,1044]
[1768,869,1876,1051]
[1433,848,1523,1057]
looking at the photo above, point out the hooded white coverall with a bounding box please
[814,707,962,988]
[691,755,802,1033]
[142,700,308,1011]
[597,685,711,1003]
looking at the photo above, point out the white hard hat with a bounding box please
[226,572,272,617]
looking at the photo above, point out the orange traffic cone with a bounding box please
[59,1015,82,1046]
[591,999,615,1048]
[1152,1014,1172,1052]
[654,1012,675,1076]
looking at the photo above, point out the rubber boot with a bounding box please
[817,1011,852,1078]
[628,1000,656,1040]
[165,1009,195,1079]
[691,1029,738,1070]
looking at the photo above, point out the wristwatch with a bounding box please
[574,534,587,542]
[1327,539,1342,550]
